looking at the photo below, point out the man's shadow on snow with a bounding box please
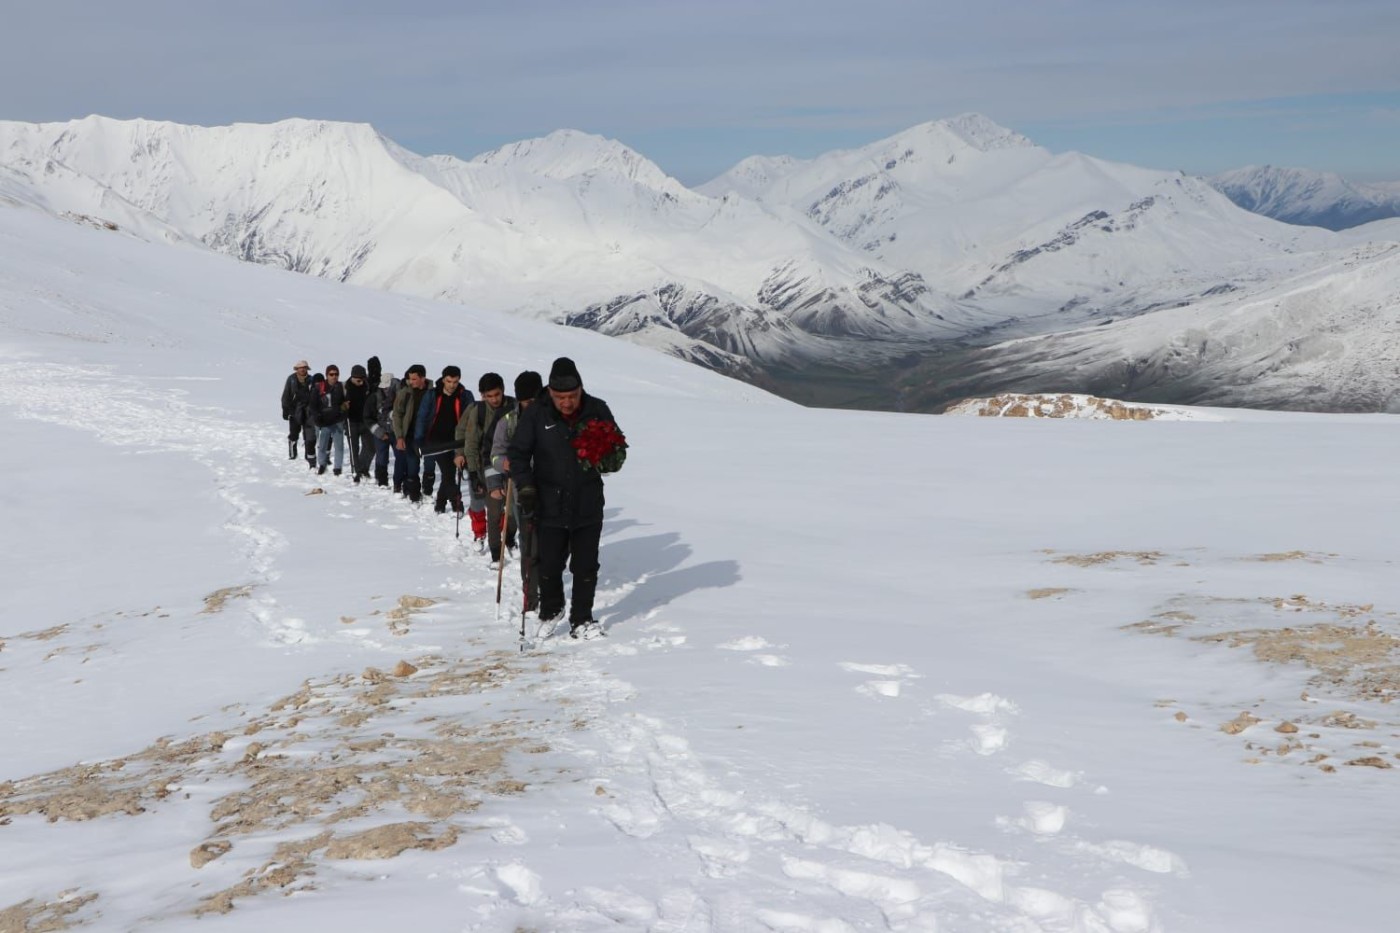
[595,530,740,629]
[600,507,645,539]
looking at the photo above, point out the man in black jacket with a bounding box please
[280,359,316,467]
[508,357,623,639]
[344,363,376,483]
[414,365,474,515]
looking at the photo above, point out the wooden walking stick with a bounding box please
[495,480,513,620]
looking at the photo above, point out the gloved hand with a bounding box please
[516,485,537,519]
[469,472,486,499]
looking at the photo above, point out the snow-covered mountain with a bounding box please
[907,241,1400,412]
[1,114,1395,409]
[1210,165,1400,231]
[0,117,966,374]
[700,114,1341,337]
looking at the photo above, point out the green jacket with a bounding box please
[455,397,516,475]
[391,382,428,442]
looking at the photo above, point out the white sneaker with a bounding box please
[570,620,606,640]
[489,560,501,572]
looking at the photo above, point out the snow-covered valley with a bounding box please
[2,192,1399,931]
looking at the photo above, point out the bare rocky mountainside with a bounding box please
[2,114,1397,411]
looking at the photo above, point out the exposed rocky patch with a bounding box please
[945,393,1179,420]
[0,889,99,932]
[1,650,540,917]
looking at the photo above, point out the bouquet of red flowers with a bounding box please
[571,418,628,473]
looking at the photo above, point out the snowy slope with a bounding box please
[1210,165,1400,231]
[913,241,1400,412]
[3,198,1400,932]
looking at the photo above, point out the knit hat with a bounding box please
[380,372,396,389]
[547,357,582,392]
[350,364,367,379]
[514,370,543,400]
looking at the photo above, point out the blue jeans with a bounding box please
[316,423,345,470]
[372,434,394,479]
[403,444,421,484]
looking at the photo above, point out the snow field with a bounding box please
[1,207,1399,930]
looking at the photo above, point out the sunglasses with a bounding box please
[326,371,340,377]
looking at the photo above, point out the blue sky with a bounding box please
[5,0,1399,183]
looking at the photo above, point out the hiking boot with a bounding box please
[333,468,343,476]
[433,502,446,514]
[392,482,402,494]
[422,482,435,498]
[353,472,361,484]
[317,465,327,476]
[474,536,486,555]
[569,619,605,640]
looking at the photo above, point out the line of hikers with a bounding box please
[280,355,625,639]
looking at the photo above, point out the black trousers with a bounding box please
[536,522,602,624]
[288,410,316,463]
[346,421,374,475]
[426,452,461,511]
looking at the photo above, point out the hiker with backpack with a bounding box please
[280,359,317,467]
[491,370,542,612]
[508,358,626,639]
[392,364,430,502]
[414,365,475,515]
[456,372,517,562]
[371,370,403,490]
[313,364,349,476]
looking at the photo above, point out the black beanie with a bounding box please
[442,365,462,379]
[514,370,543,399]
[350,364,367,378]
[547,357,582,391]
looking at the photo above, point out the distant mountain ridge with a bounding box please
[2,114,1397,410]
[1209,165,1400,231]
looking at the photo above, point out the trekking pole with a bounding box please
[495,480,513,619]
[454,465,463,539]
[519,516,532,652]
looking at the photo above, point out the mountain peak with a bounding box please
[471,129,682,192]
[883,114,1035,155]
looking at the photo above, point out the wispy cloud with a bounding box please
[3,0,1399,180]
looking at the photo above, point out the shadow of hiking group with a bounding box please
[591,509,740,630]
